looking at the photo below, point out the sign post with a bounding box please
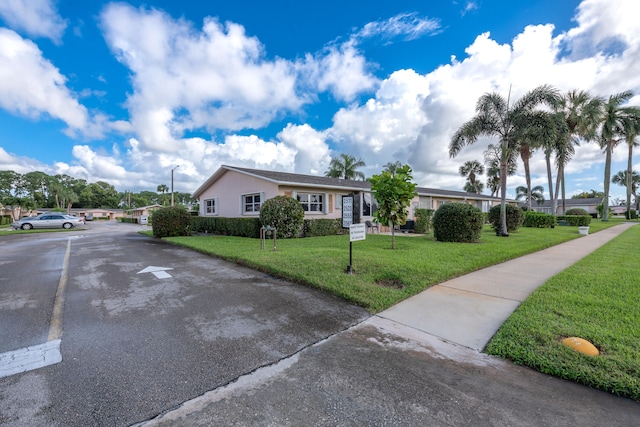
[347,223,366,274]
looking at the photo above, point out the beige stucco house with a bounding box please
[192,165,508,223]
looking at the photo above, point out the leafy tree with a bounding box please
[571,190,605,199]
[369,164,417,249]
[599,91,640,221]
[516,185,545,206]
[612,170,640,213]
[259,195,304,239]
[325,154,366,180]
[450,85,559,236]
[459,160,484,193]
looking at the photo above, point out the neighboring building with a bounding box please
[129,204,163,221]
[192,165,510,222]
[524,198,602,216]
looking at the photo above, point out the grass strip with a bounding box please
[485,224,640,401]
[163,220,622,313]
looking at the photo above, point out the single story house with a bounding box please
[192,165,511,223]
[525,198,602,217]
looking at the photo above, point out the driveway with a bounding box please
[0,222,369,426]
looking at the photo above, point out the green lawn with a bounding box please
[163,219,623,313]
[485,223,640,401]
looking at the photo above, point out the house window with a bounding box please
[362,192,378,216]
[204,198,217,215]
[297,193,324,212]
[481,201,491,213]
[244,193,261,213]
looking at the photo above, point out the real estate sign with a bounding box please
[342,195,353,228]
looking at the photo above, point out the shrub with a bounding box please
[414,208,434,233]
[557,215,592,226]
[191,217,261,238]
[259,195,304,239]
[625,210,638,220]
[565,208,588,216]
[152,206,192,238]
[302,218,345,237]
[523,211,556,228]
[432,203,484,243]
[488,204,524,233]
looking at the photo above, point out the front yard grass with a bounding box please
[485,223,640,401]
[163,219,622,313]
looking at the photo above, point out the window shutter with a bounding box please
[260,192,265,208]
[292,191,297,200]
[239,195,243,215]
[324,193,329,214]
[214,198,219,215]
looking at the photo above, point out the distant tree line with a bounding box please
[0,170,196,219]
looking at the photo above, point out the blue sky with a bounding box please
[1,0,639,203]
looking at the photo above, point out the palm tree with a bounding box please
[621,120,640,219]
[612,170,640,215]
[459,160,484,193]
[157,184,169,194]
[484,144,517,198]
[599,91,640,221]
[383,161,404,177]
[516,185,545,206]
[450,84,559,236]
[325,154,366,180]
[553,90,603,214]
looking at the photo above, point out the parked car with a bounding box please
[12,213,85,230]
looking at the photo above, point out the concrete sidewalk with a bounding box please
[377,222,637,351]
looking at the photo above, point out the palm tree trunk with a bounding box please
[553,166,562,217]
[627,142,633,219]
[499,159,509,237]
[603,141,612,221]
[545,151,556,216]
[521,145,532,210]
[391,221,396,249]
[561,169,566,215]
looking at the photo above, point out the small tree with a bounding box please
[369,164,417,249]
[259,195,304,239]
[152,206,191,238]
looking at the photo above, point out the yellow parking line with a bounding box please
[48,238,71,341]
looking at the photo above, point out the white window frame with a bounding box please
[241,192,263,214]
[295,192,327,213]
[204,198,218,215]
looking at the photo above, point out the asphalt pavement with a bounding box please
[140,222,640,426]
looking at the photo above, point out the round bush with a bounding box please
[565,208,588,216]
[488,204,524,234]
[432,203,484,243]
[259,195,304,239]
[152,206,191,238]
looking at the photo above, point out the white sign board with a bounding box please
[342,195,353,228]
[349,223,366,242]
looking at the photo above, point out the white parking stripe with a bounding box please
[0,340,62,379]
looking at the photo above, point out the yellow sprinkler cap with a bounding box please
[562,337,599,356]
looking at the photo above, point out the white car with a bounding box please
[12,213,85,230]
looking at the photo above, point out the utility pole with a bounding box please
[171,165,180,207]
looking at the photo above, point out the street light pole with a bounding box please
[171,165,180,207]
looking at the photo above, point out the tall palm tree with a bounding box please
[157,184,169,194]
[599,91,640,221]
[383,161,404,177]
[450,84,559,236]
[621,121,640,218]
[553,90,603,214]
[515,185,545,206]
[325,154,366,180]
[612,170,640,216]
[459,160,484,193]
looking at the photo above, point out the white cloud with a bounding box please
[0,29,89,131]
[356,12,441,42]
[0,0,67,43]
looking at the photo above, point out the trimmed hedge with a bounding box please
[302,218,345,237]
[565,208,588,216]
[152,207,191,238]
[414,208,434,233]
[488,204,524,233]
[0,215,12,226]
[191,216,261,238]
[523,211,556,228]
[432,203,484,243]
[557,215,592,226]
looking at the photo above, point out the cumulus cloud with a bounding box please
[0,0,67,43]
[0,29,90,131]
